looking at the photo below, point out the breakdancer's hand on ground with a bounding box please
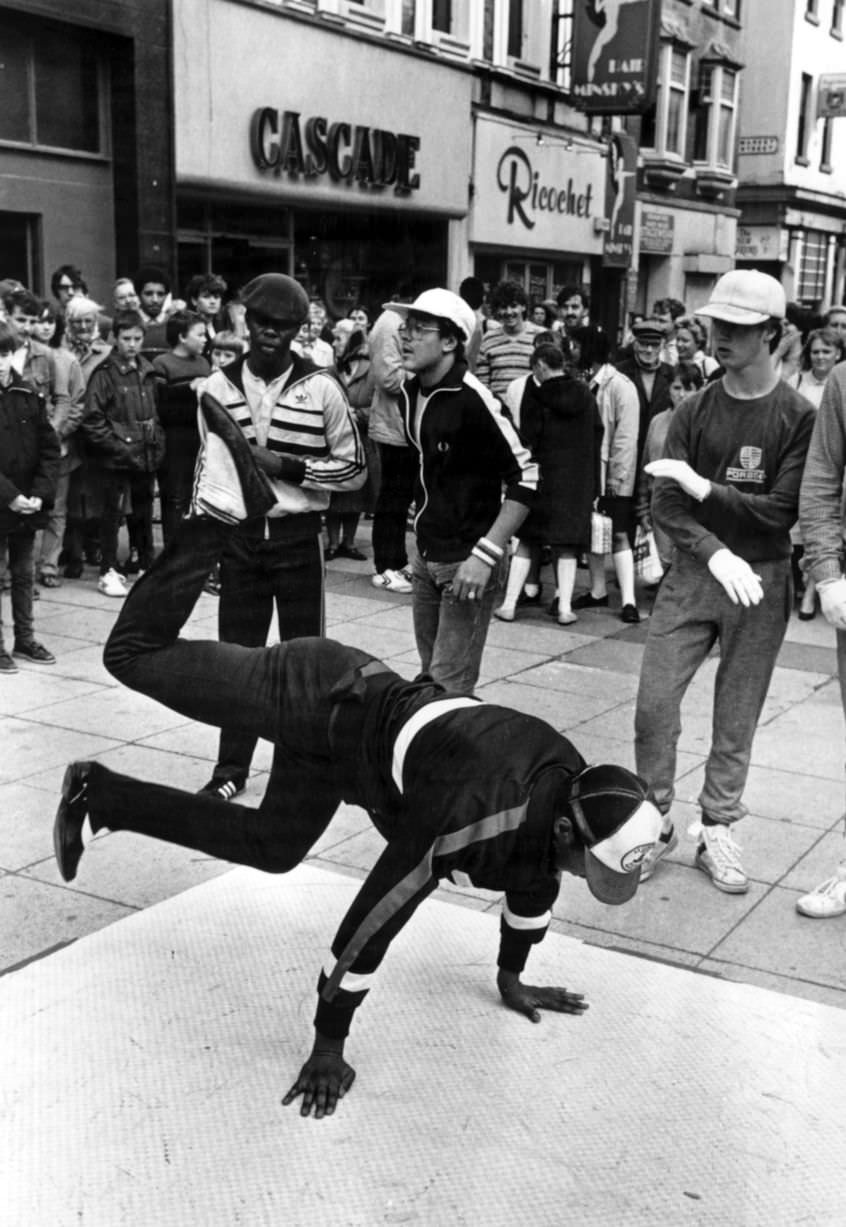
[497,969,588,1023]
[282,1040,356,1119]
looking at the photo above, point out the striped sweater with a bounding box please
[475,322,541,399]
[204,353,366,518]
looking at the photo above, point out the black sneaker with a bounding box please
[119,549,141,576]
[13,639,56,664]
[621,604,640,624]
[54,762,92,881]
[0,649,19,673]
[198,776,245,801]
[572,592,609,610]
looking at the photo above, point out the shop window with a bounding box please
[693,64,738,168]
[642,43,691,160]
[796,73,813,164]
[0,16,104,154]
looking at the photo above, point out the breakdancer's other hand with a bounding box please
[497,969,589,1023]
[282,1037,356,1119]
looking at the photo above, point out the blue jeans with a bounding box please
[412,553,506,694]
[634,554,792,824]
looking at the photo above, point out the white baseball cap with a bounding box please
[383,288,477,342]
[696,269,786,325]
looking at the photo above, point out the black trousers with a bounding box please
[214,516,324,785]
[371,443,417,575]
[99,517,371,869]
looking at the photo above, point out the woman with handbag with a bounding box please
[495,341,601,625]
[82,310,164,597]
[571,326,642,623]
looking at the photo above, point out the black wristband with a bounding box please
[275,454,307,485]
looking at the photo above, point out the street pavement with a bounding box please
[2,528,845,1011]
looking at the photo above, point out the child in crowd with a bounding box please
[209,331,244,370]
[82,310,163,598]
[153,310,210,545]
[637,362,704,569]
[0,320,60,671]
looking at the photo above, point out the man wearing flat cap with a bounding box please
[615,317,675,468]
[198,272,367,802]
[634,269,814,894]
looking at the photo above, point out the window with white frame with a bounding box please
[833,0,844,34]
[387,0,469,48]
[641,43,691,159]
[796,72,813,162]
[820,116,834,170]
[693,62,738,168]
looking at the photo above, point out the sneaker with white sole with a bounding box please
[639,824,678,882]
[371,569,412,594]
[695,824,748,893]
[98,568,128,598]
[796,863,846,918]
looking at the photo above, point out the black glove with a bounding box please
[253,445,306,485]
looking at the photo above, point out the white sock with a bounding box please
[501,551,532,611]
[556,556,577,615]
[614,547,635,606]
[588,552,607,599]
[523,582,539,598]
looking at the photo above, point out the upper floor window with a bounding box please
[820,116,834,170]
[392,0,468,46]
[642,43,691,159]
[694,63,738,168]
[805,0,820,19]
[508,0,525,58]
[796,72,813,163]
[833,0,844,34]
[0,20,106,154]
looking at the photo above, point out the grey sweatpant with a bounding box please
[634,554,792,824]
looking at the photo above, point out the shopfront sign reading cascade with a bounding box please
[250,107,421,195]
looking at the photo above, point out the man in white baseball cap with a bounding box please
[383,287,539,692]
[634,267,816,894]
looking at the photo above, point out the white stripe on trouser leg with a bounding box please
[323,965,376,994]
[501,902,551,930]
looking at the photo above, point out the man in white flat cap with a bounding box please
[633,269,815,893]
[386,288,539,693]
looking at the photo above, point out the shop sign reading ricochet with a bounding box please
[496,145,594,230]
[250,107,421,195]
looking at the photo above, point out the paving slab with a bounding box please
[0,871,134,970]
[0,717,121,785]
[4,864,843,1227]
[708,885,846,990]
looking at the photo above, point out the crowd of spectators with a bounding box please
[3,256,846,920]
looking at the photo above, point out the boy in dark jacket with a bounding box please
[0,321,60,670]
[83,310,163,598]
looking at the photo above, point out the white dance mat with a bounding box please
[3,864,844,1226]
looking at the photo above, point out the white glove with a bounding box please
[817,577,846,629]
[644,459,711,502]
[707,548,764,607]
